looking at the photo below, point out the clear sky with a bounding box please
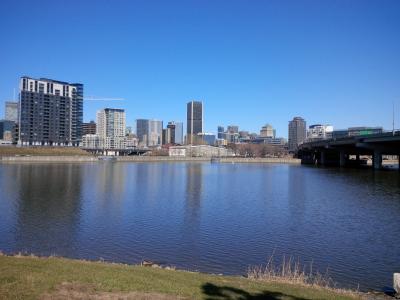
[0,0,399,138]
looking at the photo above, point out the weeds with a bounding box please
[247,254,358,296]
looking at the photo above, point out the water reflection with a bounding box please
[180,163,203,268]
[15,164,83,256]
[0,162,399,290]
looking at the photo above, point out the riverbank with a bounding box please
[0,154,301,164]
[0,146,90,156]
[0,254,359,300]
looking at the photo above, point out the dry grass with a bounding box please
[0,254,360,300]
[40,282,185,300]
[0,146,91,156]
[247,254,358,296]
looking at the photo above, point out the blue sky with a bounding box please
[0,0,399,138]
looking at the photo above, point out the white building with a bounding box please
[82,134,101,149]
[83,108,127,149]
[307,124,334,141]
[260,124,275,138]
[169,145,232,157]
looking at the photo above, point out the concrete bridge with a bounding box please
[297,131,400,169]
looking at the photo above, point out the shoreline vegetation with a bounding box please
[0,253,366,300]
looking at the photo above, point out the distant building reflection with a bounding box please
[185,163,203,218]
[14,164,83,256]
[90,162,127,206]
[287,165,306,220]
[181,163,204,264]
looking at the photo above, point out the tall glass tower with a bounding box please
[186,101,203,144]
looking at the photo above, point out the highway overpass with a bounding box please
[298,131,400,169]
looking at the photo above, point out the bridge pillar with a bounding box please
[373,150,382,170]
[320,150,326,166]
[339,150,346,167]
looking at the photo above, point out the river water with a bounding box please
[0,162,399,291]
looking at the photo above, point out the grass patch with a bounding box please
[0,146,90,156]
[0,254,361,299]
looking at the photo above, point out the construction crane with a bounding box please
[84,96,125,101]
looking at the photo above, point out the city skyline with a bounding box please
[1,1,400,138]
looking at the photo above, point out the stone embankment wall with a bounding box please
[219,157,300,164]
[1,155,301,164]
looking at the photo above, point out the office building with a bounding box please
[260,124,276,138]
[227,125,239,134]
[307,124,333,141]
[0,120,16,143]
[96,108,126,149]
[288,117,306,152]
[187,101,203,144]
[197,132,216,145]
[252,137,286,145]
[217,126,225,139]
[5,101,18,123]
[19,76,83,146]
[239,131,250,139]
[166,121,184,145]
[136,119,163,147]
[162,128,172,145]
[136,119,149,146]
[225,132,239,143]
[83,121,96,136]
[148,120,163,146]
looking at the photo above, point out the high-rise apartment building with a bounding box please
[136,119,163,147]
[96,108,126,149]
[82,121,96,135]
[288,117,306,152]
[19,76,83,146]
[187,101,203,144]
[5,101,18,123]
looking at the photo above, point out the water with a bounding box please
[0,162,399,291]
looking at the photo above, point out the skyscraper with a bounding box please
[174,122,184,144]
[5,101,18,123]
[96,108,126,149]
[136,119,163,147]
[19,76,83,146]
[187,100,203,144]
[166,121,184,145]
[288,117,306,152]
[148,119,163,146]
[217,126,225,139]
